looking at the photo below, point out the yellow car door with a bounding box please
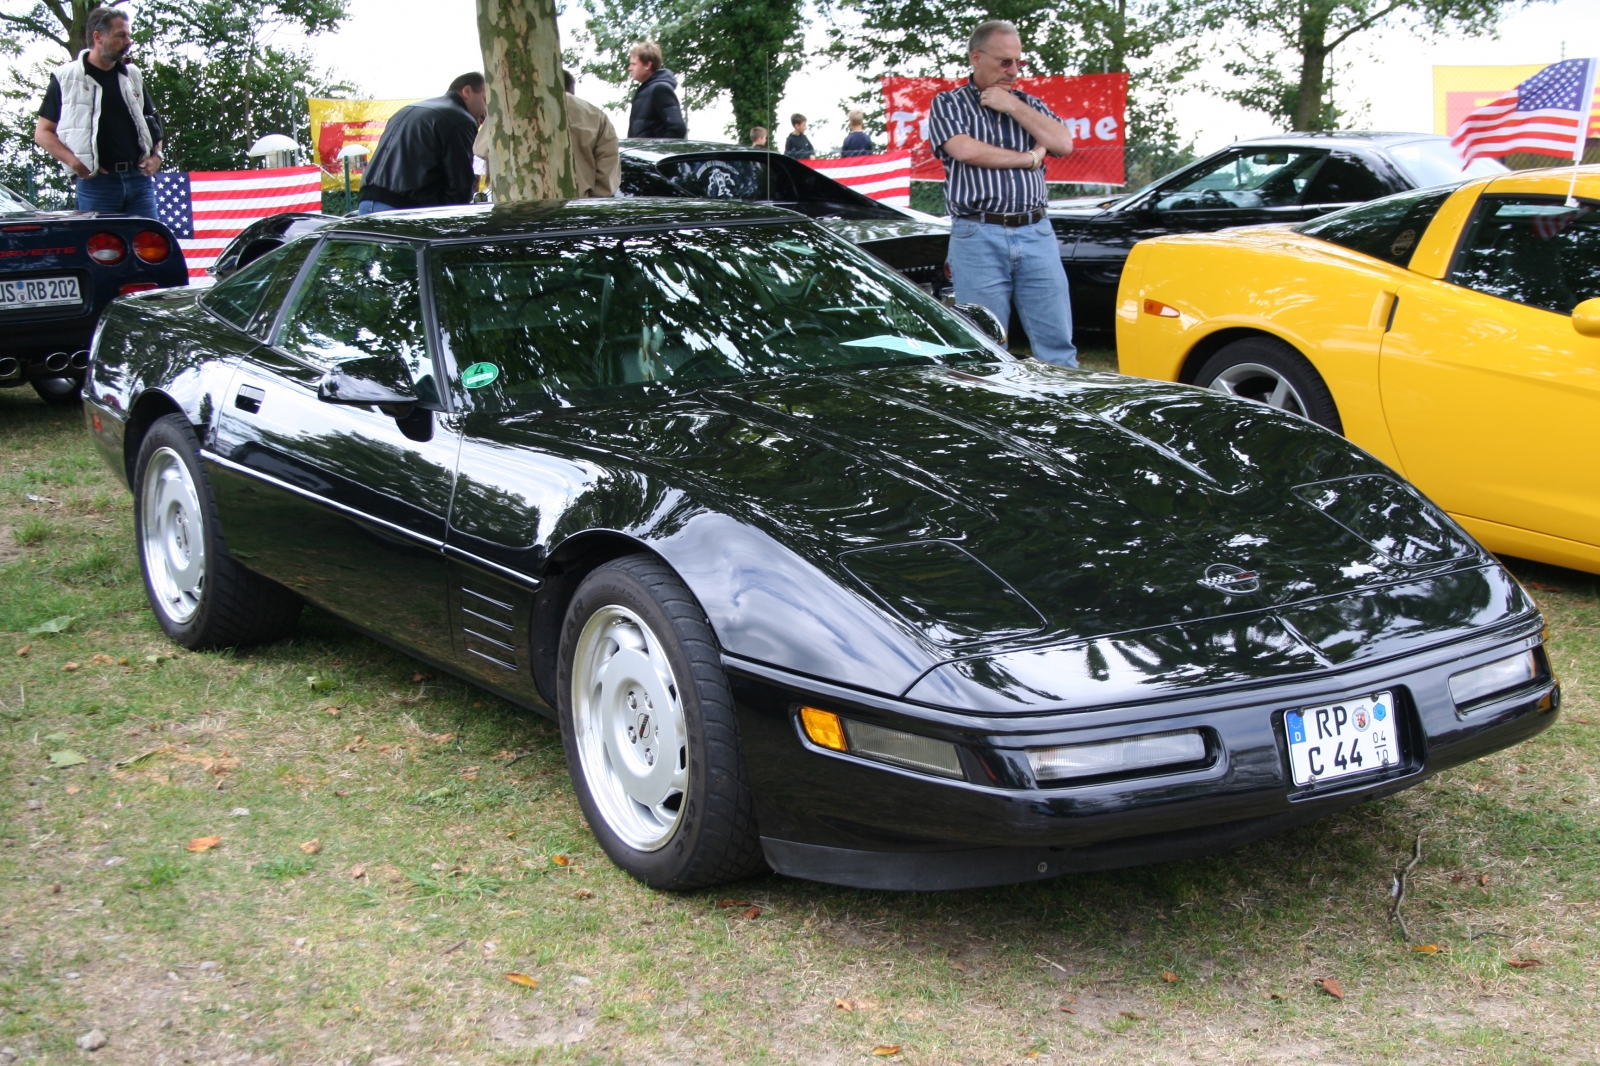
[1379,193,1600,566]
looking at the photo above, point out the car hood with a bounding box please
[469,360,1512,699]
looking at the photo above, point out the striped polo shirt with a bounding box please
[928,80,1064,217]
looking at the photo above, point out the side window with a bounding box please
[1300,152,1391,205]
[1152,149,1327,212]
[1449,196,1600,315]
[1295,186,1455,267]
[274,239,436,398]
[201,240,301,330]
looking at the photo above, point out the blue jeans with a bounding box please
[357,199,397,215]
[948,217,1077,367]
[75,171,158,218]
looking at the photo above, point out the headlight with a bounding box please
[1449,650,1537,708]
[1028,729,1206,784]
[799,706,965,780]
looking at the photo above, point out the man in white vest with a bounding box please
[33,7,165,218]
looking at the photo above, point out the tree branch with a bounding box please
[1325,0,1409,51]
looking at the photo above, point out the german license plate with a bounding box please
[1284,691,1397,786]
[0,276,81,309]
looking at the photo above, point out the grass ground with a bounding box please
[1,378,1597,1066]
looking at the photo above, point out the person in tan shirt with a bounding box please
[472,69,619,198]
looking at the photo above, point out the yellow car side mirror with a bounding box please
[1573,297,1600,338]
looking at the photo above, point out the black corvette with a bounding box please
[85,198,1557,891]
[1,181,188,404]
[1053,132,1508,336]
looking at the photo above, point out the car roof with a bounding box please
[618,138,767,160]
[1482,163,1600,197]
[315,196,801,242]
[1230,131,1458,150]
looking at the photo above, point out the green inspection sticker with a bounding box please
[461,362,499,389]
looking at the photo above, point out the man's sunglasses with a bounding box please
[978,50,1028,71]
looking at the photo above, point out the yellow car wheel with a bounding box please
[1193,336,1342,434]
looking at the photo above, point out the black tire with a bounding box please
[1192,336,1342,434]
[32,375,82,406]
[133,414,302,649]
[556,554,765,890]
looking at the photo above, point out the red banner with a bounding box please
[881,74,1128,185]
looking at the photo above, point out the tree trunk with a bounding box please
[1292,1,1332,131]
[475,0,576,201]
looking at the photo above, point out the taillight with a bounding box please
[132,230,169,263]
[119,282,159,296]
[87,232,125,264]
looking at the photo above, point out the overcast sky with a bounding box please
[299,0,1598,161]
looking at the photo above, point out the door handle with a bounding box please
[235,383,264,414]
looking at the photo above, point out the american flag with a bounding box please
[153,166,323,279]
[1452,58,1600,163]
[801,150,912,208]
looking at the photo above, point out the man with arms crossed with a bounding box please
[930,20,1077,367]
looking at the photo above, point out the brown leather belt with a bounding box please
[955,208,1046,227]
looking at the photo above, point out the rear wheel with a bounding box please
[32,375,82,406]
[1193,336,1342,433]
[557,554,764,890]
[133,414,302,648]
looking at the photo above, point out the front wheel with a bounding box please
[557,554,764,890]
[133,414,303,648]
[1193,336,1342,433]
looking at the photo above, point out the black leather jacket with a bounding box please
[628,70,687,139]
[359,92,478,209]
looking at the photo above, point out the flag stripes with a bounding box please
[154,166,322,279]
[1451,59,1599,163]
[800,151,913,208]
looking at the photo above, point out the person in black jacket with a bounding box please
[783,114,814,159]
[626,41,687,139]
[358,72,487,214]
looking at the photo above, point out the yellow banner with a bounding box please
[308,98,421,192]
[1433,64,1550,136]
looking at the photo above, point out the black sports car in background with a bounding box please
[1,181,188,404]
[209,141,952,298]
[86,198,1557,891]
[1053,133,1508,336]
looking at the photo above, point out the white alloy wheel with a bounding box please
[140,445,207,624]
[571,604,689,851]
[1206,361,1311,418]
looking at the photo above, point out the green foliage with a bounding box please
[403,868,509,900]
[256,855,316,879]
[128,855,186,891]
[575,0,807,138]
[822,0,1210,160]
[1217,0,1525,131]
[13,516,50,546]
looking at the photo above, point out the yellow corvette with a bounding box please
[1118,166,1600,574]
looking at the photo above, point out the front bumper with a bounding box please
[727,616,1556,890]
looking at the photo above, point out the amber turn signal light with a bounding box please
[1143,298,1180,318]
[799,706,847,752]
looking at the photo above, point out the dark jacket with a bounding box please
[784,132,814,160]
[841,131,873,157]
[359,92,478,209]
[628,69,687,139]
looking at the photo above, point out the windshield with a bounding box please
[0,183,37,215]
[1386,139,1507,187]
[432,222,994,413]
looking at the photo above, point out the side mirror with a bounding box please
[955,302,1008,346]
[1573,297,1600,338]
[316,354,418,408]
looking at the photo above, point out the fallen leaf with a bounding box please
[65,785,81,795]
[573,888,592,899]
[1269,993,1284,1001]
[1569,717,1594,725]
[1506,959,1542,969]
[187,835,222,852]
[504,972,538,988]
[299,840,322,855]
[1478,874,1491,887]
[1314,977,1344,1000]
[112,745,171,769]
[431,732,456,744]
[48,750,88,768]
[460,766,479,780]
[742,905,762,920]
[1451,872,1465,883]
[1162,970,1178,983]
[1411,944,1440,954]
[61,662,79,672]
[834,997,856,1011]
[949,961,968,973]
[350,865,365,879]
[89,654,115,665]
[718,899,752,908]
[1058,1005,1076,1014]
[27,615,78,636]
[1027,1053,1041,1060]
[551,854,571,866]
[1119,1011,1144,1020]
[14,644,30,656]
[412,672,431,682]
[306,675,338,692]
[871,1047,901,1057]
[325,707,340,717]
